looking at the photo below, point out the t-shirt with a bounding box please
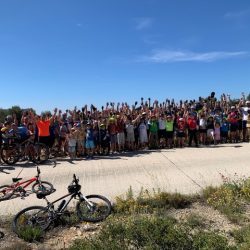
[149,121,158,133]
[36,120,50,137]
[241,107,249,121]
[158,118,166,130]
[187,118,197,130]
[165,121,174,132]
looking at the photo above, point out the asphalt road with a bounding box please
[0,143,250,215]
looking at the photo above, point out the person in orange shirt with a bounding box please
[35,108,57,146]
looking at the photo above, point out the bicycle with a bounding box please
[12,174,112,235]
[0,167,54,201]
[0,134,49,165]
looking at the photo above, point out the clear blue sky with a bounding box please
[0,0,249,113]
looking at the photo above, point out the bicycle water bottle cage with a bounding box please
[12,178,22,182]
[67,184,81,194]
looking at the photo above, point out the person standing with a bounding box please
[34,109,57,147]
[187,113,198,147]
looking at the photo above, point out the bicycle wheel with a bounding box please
[0,185,14,201]
[0,231,4,239]
[31,181,54,194]
[76,194,112,222]
[12,206,51,235]
[32,143,49,164]
[0,144,20,165]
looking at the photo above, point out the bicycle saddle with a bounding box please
[12,178,22,182]
[36,191,51,199]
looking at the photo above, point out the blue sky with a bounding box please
[0,0,250,113]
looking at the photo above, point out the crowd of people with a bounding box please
[0,92,250,160]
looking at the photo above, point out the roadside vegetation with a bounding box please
[3,174,250,249]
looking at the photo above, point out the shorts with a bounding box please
[165,131,174,139]
[207,129,214,137]
[110,134,117,144]
[158,129,166,138]
[199,128,207,134]
[117,132,125,145]
[230,123,238,132]
[242,120,247,129]
[68,146,76,153]
[221,131,228,138]
[85,140,95,149]
[177,132,185,138]
[38,136,51,146]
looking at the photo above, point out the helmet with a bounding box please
[67,184,81,194]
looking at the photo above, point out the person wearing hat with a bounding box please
[165,115,174,149]
[176,117,186,148]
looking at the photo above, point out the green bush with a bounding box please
[17,225,43,242]
[185,213,206,229]
[192,231,236,250]
[69,215,235,250]
[231,225,250,249]
[203,176,250,223]
[114,188,192,215]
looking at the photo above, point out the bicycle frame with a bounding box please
[11,177,38,190]
[44,191,93,213]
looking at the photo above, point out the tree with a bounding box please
[247,93,250,101]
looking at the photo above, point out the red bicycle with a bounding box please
[0,167,54,201]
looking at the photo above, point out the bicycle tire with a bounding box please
[0,231,4,239]
[31,181,54,194]
[12,206,51,235]
[76,194,112,223]
[31,143,49,164]
[0,185,14,201]
[0,144,20,165]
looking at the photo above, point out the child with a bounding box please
[214,122,221,144]
[85,123,95,159]
[125,118,135,151]
[68,128,77,160]
[176,118,186,148]
[220,118,229,143]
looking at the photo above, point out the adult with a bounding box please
[34,109,57,146]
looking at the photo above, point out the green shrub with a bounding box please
[192,231,236,250]
[114,188,192,215]
[69,216,193,250]
[17,225,43,242]
[185,213,206,229]
[231,225,250,250]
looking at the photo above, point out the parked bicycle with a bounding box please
[0,167,54,201]
[0,134,49,165]
[12,174,112,235]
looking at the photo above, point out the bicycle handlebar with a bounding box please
[73,174,79,184]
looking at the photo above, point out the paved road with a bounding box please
[0,143,250,215]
